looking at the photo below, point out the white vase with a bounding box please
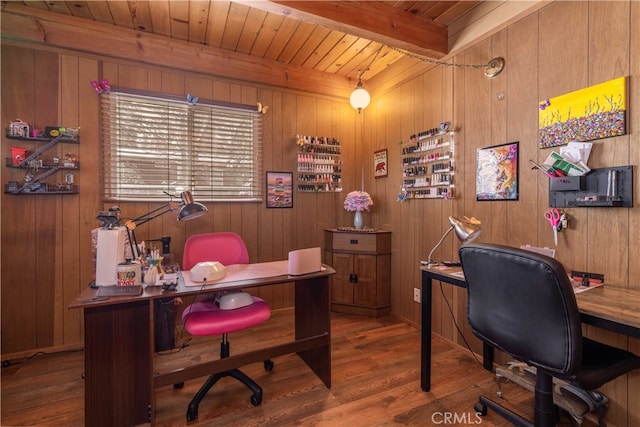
[353,211,363,229]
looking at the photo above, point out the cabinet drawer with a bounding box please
[332,233,378,252]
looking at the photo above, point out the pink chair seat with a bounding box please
[179,232,272,422]
[182,297,271,336]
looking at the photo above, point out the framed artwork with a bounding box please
[266,171,293,208]
[538,76,627,148]
[374,149,388,178]
[476,141,519,201]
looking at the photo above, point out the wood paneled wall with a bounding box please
[362,2,639,425]
[2,1,639,425]
[0,46,361,356]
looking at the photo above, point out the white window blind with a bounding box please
[100,90,263,202]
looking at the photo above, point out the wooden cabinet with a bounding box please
[324,229,391,317]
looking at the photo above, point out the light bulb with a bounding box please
[350,82,370,111]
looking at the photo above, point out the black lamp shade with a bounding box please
[178,191,208,221]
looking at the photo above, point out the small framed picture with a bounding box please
[266,171,293,208]
[476,141,519,201]
[374,149,388,178]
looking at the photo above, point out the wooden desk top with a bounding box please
[421,265,640,338]
[574,285,640,338]
[70,263,335,309]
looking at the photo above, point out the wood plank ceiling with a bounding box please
[5,0,481,84]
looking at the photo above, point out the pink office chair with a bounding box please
[181,232,273,422]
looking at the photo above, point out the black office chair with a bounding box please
[458,243,640,427]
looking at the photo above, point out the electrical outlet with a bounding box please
[413,288,421,303]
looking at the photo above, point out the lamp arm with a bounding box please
[427,226,454,264]
[124,202,178,259]
[129,203,178,228]
[125,227,140,260]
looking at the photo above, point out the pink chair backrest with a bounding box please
[182,232,249,270]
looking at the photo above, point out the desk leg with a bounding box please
[483,343,494,371]
[84,301,152,426]
[421,272,432,392]
[295,276,331,388]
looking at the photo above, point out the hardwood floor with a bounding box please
[2,310,586,426]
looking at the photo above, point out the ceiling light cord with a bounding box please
[388,46,505,78]
[358,45,384,80]
[350,45,504,111]
[358,44,505,79]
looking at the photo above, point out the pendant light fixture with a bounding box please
[350,70,370,112]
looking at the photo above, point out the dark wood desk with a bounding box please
[420,265,640,392]
[70,264,335,426]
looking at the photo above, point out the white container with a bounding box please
[116,261,141,286]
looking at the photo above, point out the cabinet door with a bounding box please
[353,254,377,307]
[331,252,354,304]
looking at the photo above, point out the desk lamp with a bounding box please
[426,216,481,266]
[125,191,208,259]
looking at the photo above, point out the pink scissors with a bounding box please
[544,208,561,246]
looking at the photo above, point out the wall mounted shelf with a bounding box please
[4,131,79,195]
[549,165,633,207]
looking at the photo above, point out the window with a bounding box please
[100,89,263,202]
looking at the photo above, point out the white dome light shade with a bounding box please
[350,82,370,111]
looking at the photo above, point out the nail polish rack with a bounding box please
[296,135,342,192]
[400,122,455,200]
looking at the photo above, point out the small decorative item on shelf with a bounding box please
[44,126,80,140]
[343,190,373,229]
[8,119,30,138]
[10,146,26,165]
[397,186,409,203]
[64,152,78,168]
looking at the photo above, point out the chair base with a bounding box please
[186,368,263,422]
[475,370,558,427]
[475,395,534,427]
[496,362,609,426]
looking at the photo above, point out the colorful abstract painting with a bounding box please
[538,77,627,148]
[476,142,519,201]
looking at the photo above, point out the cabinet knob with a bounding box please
[350,239,358,244]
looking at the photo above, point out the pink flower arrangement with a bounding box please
[343,191,373,212]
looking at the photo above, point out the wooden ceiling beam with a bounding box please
[0,4,354,99]
[234,0,449,58]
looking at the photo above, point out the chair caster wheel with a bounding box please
[251,393,262,406]
[186,405,198,422]
[474,402,487,416]
[264,359,274,371]
[174,382,184,389]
